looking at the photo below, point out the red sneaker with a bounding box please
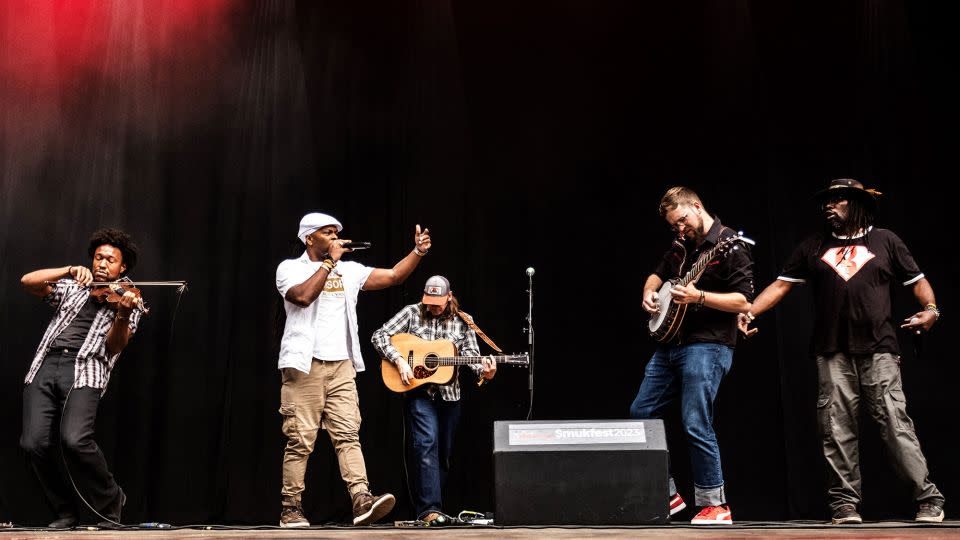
[669,493,686,516]
[691,505,732,525]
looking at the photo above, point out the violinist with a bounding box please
[19,228,144,528]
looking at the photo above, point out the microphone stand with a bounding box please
[524,268,535,420]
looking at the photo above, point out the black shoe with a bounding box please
[97,487,126,527]
[48,514,77,528]
[831,504,862,524]
[916,502,945,523]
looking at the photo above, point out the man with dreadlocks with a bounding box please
[739,179,945,524]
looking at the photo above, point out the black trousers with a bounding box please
[20,349,122,520]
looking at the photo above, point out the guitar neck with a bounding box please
[431,356,527,366]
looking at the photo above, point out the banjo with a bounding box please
[648,231,754,342]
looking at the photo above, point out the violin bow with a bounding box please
[45,280,188,293]
[91,281,188,293]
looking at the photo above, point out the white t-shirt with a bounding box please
[276,252,373,373]
[312,270,349,360]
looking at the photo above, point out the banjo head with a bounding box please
[647,282,675,332]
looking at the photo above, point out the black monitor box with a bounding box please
[493,419,669,525]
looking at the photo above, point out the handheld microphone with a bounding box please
[344,241,371,251]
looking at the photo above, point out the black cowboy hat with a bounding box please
[813,178,882,211]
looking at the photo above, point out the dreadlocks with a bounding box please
[816,195,877,254]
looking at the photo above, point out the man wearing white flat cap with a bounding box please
[275,212,432,527]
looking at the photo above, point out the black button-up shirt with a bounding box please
[653,217,754,348]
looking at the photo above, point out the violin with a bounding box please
[90,278,150,314]
[42,278,187,317]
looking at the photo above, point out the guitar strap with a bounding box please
[456,310,503,353]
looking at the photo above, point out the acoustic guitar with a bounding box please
[648,231,754,342]
[381,333,529,393]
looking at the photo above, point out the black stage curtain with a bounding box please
[1,0,956,524]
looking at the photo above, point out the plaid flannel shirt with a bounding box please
[24,279,143,395]
[371,303,482,401]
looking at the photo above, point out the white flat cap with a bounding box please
[298,212,343,244]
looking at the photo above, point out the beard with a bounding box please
[685,222,707,242]
[421,303,451,320]
[825,211,853,235]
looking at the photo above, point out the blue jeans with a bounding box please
[630,342,733,507]
[404,390,461,519]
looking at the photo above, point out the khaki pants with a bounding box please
[816,352,944,511]
[280,359,368,507]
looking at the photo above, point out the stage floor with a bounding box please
[2,522,959,539]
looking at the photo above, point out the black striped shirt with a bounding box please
[24,279,143,394]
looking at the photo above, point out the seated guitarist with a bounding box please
[631,186,754,525]
[371,275,496,524]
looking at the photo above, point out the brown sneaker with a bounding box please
[352,491,396,525]
[279,506,310,528]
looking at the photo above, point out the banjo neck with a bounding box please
[677,241,726,286]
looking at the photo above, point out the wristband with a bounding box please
[414,247,427,257]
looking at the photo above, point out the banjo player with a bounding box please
[630,186,754,525]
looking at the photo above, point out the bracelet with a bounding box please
[697,290,706,307]
[925,304,940,319]
[414,247,427,257]
[745,311,756,322]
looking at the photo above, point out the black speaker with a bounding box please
[493,419,668,525]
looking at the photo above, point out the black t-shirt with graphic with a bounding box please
[653,217,755,348]
[778,228,923,356]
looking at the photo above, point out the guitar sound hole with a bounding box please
[423,354,439,369]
